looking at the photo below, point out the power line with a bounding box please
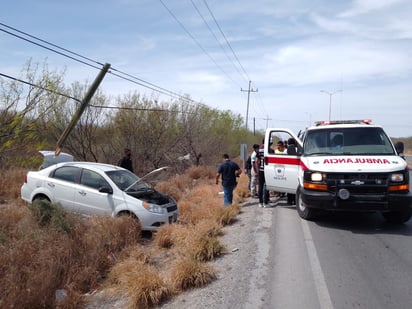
[0,70,205,115]
[202,1,270,127]
[0,72,81,103]
[189,0,246,83]
[0,22,204,107]
[158,0,240,88]
[0,22,103,68]
[0,25,101,70]
[203,0,251,82]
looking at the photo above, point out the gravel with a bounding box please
[159,198,266,309]
[87,197,268,309]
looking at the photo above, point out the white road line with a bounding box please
[301,219,334,309]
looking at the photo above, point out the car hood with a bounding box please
[125,166,170,191]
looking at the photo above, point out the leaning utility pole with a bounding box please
[241,80,258,130]
[55,63,111,155]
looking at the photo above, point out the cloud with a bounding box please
[338,0,406,17]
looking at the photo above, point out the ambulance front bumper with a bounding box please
[300,188,412,212]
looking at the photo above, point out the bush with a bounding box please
[170,258,216,291]
[28,199,72,233]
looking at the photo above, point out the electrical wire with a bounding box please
[201,1,270,125]
[189,0,246,83]
[0,72,81,103]
[203,0,251,82]
[158,0,241,88]
[0,22,104,67]
[0,71,197,114]
[0,22,204,107]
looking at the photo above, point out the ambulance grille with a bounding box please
[326,173,389,195]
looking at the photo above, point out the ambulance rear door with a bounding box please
[264,128,303,194]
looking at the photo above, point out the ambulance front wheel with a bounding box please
[381,209,412,224]
[296,188,319,220]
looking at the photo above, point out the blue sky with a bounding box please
[1,0,412,137]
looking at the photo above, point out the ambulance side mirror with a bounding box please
[296,145,303,156]
[394,141,405,159]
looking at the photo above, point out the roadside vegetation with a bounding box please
[0,60,256,308]
[0,165,249,308]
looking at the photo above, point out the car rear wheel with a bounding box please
[296,188,318,220]
[33,195,51,203]
[382,209,412,224]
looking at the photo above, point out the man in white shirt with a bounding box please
[250,144,260,198]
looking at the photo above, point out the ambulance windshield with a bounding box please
[304,127,395,156]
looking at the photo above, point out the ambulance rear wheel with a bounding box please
[296,188,318,220]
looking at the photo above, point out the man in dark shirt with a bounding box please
[257,144,271,207]
[118,148,134,173]
[216,154,242,206]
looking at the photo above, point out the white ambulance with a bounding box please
[264,120,412,224]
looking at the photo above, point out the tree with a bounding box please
[0,60,66,168]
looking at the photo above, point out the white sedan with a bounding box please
[21,161,178,231]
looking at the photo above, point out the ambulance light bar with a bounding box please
[315,119,372,126]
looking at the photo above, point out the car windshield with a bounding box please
[304,127,395,156]
[105,170,148,192]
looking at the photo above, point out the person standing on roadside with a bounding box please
[286,138,297,205]
[257,142,271,208]
[244,154,252,192]
[216,154,242,206]
[118,148,134,173]
[250,144,260,198]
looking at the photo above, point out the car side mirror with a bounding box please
[99,186,113,194]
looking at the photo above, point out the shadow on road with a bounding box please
[312,211,412,236]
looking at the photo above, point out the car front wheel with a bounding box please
[296,188,318,220]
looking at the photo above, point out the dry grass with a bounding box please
[169,258,217,291]
[0,167,27,202]
[108,260,173,308]
[0,165,247,308]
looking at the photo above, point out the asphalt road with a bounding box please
[161,172,412,309]
[267,202,412,309]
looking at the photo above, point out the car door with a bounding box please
[264,129,302,194]
[74,168,116,216]
[48,166,81,211]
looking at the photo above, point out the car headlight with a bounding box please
[390,173,404,182]
[143,202,166,214]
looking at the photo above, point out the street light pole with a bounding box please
[320,90,342,121]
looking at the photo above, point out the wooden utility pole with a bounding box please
[55,63,111,155]
[263,115,272,129]
[241,80,258,130]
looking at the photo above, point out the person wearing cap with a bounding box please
[118,148,134,173]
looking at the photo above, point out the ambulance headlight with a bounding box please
[311,172,323,182]
[390,173,404,182]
